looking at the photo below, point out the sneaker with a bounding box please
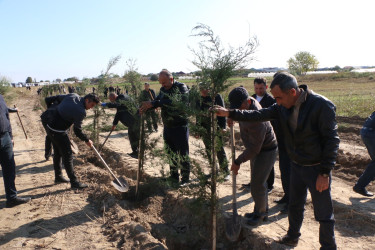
[127,151,138,159]
[71,181,88,189]
[6,197,31,208]
[277,235,299,247]
[224,174,231,181]
[55,176,70,184]
[268,186,274,193]
[180,179,190,187]
[275,196,288,204]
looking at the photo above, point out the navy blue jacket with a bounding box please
[0,95,12,138]
[106,94,138,127]
[42,94,89,142]
[363,111,375,129]
[152,81,189,128]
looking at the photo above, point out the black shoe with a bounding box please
[127,151,138,159]
[45,156,50,161]
[6,197,31,208]
[275,196,288,204]
[245,214,268,226]
[242,182,251,188]
[268,186,273,193]
[55,176,70,183]
[71,182,88,189]
[353,186,374,197]
[277,235,299,247]
[180,179,190,187]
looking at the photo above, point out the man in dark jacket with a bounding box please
[228,87,277,226]
[251,77,292,212]
[102,92,140,158]
[214,72,339,249]
[353,111,375,196]
[41,93,99,189]
[140,69,190,185]
[196,83,229,178]
[0,95,31,207]
[141,82,158,132]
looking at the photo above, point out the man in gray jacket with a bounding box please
[228,87,277,226]
[214,72,339,249]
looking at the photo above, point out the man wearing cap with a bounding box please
[252,77,292,213]
[227,87,277,226]
[196,83,229,179]
[141,83,158,133]
[214,72,339,249]
[41,93,99,189]
[101,92,140,158]
[140,69,190,185]
[0,94,31,207]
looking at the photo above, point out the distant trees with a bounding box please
[56,78,62,83]
[64,77,79,82]
[149,74,158,81]
[288,51,319,75]
[123,58,142,97]
[26,77,33,83]
[0,76,11,95]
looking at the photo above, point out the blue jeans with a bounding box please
[288,163,336,250]
[250,148,277,216]
[355,128,375,188]
[0,132,17,200]
[163,126,190,182]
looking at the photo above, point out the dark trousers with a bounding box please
[45,128,77,183]
[45,135,52,158]
[279,148,291,200]
[202,128,228,173]
[355,128,375,188]
[119,116,140,153]
[267,167,274,189]
[163,126,190,182]
[0,132,17,200]
[288,163,336,250]
[145,110,158,132]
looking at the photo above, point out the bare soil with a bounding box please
[0,90,374,249]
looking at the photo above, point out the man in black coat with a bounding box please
[102,92,140,158]
[41,93,99,189]
[0,95,31,207]
[141,83,158,133]
[214,72,339,249]
[140,69,190,185]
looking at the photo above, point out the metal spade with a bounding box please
[225,125,242,241]
[92,145,129,193]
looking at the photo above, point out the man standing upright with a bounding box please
[140,69,190,185]
[141,83,158,133]
[0,95,31,207]
[41,93,99,189]
[102,92,140,158]
[214,72,339,249]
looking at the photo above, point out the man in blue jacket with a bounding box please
[0,94,31,207]
[41,93,99,189]
[214,72,339,249]
[140,69,190,185]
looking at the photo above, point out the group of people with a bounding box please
[2,70,375,250]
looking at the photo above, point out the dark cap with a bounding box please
[228,87,249,109]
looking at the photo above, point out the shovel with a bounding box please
[225,125,242,242]
[99,128,114,152]
[92,145,129,193]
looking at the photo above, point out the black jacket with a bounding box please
[196,94,226,130]
[107,94,138,127]
[41,94,89,142]
[251,92,276,108]
[0,95,12,138]
[141,89,156,101]
[229,85,339,174]
[152,81,189,128]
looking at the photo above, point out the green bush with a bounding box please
[0,76,11,95]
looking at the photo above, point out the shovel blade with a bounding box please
[225,214,242,242]
[111,176,129,193]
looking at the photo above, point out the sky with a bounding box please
[0,0,374,83]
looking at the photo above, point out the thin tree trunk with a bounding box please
[211,98,217,250]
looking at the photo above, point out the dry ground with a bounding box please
[0,89,374,249]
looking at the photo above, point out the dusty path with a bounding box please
[0,91,114,249]
[1,89,375,249]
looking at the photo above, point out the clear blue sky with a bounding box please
[1,0,374,82]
